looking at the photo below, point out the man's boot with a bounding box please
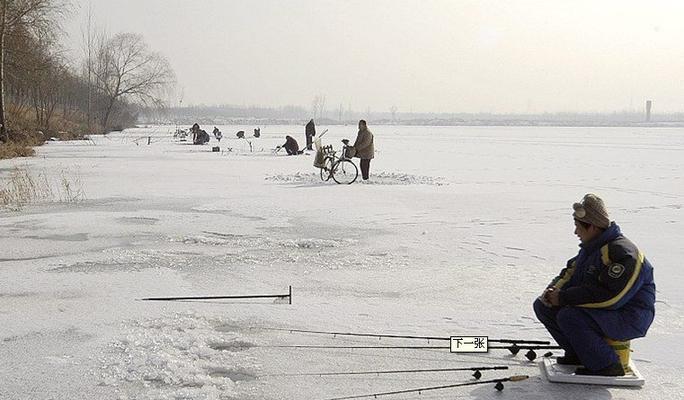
[575,362,625,376]
[556,353,582,365]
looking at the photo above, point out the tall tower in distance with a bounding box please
[646,100,652,122]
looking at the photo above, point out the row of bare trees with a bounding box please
[0,0,175,143]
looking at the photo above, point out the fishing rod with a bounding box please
[259,345,450,349]
[257,327,551,345]
[263,365,508,380]
[140,286,292,304]
[258,343,559,361]
[490,344,561,351]
[324,375,530,399]
[259,344,558,350]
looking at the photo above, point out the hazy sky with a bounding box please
[63,1,684,114]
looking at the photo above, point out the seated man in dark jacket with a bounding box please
[534,194,655,376]
[193,129,209,145]
[281,135,301,155]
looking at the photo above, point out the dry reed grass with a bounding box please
[0,166,86,210]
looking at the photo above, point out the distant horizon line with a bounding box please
[165,104,682,117]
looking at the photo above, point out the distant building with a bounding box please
[646,100,652,122]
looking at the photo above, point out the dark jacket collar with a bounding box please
[579,222,621,253]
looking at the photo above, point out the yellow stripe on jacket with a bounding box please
[552,261,576,289]
[579,249,644,309]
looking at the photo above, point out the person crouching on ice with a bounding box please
[281,135,301,156]
[533,194,655,376]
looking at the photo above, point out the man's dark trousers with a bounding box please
[360,159,370,180]
[533,298,619,371]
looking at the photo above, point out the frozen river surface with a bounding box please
[0,125,682,399]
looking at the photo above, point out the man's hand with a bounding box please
[545,287,561,306]
[539,288,552,307]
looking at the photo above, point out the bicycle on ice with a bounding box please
[313,132,358,185]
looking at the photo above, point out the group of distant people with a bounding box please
[280,119,375,180]
[188,118,376,181]
[277,120,315,155]
[189,124,261,144]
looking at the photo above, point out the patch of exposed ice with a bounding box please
[361,172,448,186]
[98,313,258,400]
[168,232,387,269]
[48,249,173,273]
[117,216,160,225]
[264,172,319,184]
[172,232,265,247]
[265,171,447,186]
[280,238,349,249]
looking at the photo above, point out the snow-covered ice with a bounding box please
[1,125,682,399]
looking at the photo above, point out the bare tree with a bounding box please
[0,0,66,141]
[311,95,318,119]
[390,105,398,122]
[311,93,326,120]
[80,3,97,133]
[319,94,326,120]
[92,32,175,132]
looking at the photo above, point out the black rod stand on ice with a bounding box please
[141,285,292,304]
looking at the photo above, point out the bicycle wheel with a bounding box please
[331,159,358,185]
[320,157,333,181]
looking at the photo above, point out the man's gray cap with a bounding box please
[573,193,610,229]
